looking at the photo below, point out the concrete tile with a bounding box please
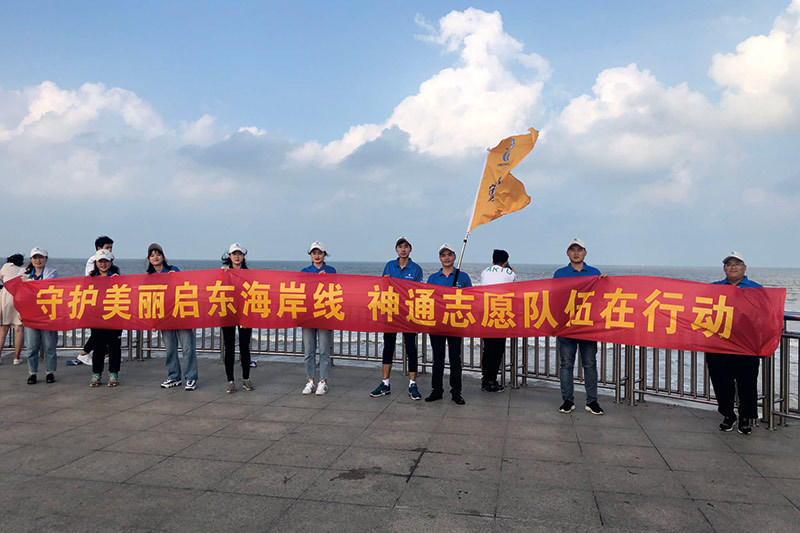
[398,476,497,516]
[252,441,347,468]
[48,450,164,482]
[129,398,208,415]
[660,448,759,474]
[331,447,421,476]
[507,421,577,442]
[387,508,495,531]
[370,412,443,433]
[245,405,317,423]
[102,430,202,455]
[767,477,800,507]
[588,464,688,497]
[503,438,582,462]
[102,411,172,431]
[581,443,668,469]
[125,456,237,490]
[38,422,135,450]
[414,451,502,483]
[217,462,325,498]
[160,490,289,532]
[184,402,261,419]
[575,426,652,446]
[698,499,800,533]
[307,408,380,427]
[645,429,734,451]
[0,402,62,422]
[0,445,90,475]
[301,469,407,507]
[352,426,433,450]
[282,423,363,446]
[501,458,590,490]
[29,407,116,426]
[497,484,599,525]
[445,405,509,421]
[437,416,507,436]
[149,414,233,436]
[676,469,789,505]
[596,492,712,531]
[177,435,269,462]
[213,419,295,441]
[427,433,505,457]
[723,432,798,455]
[272,500,391,532]
[0,422,71,445]
[741,452,800,478]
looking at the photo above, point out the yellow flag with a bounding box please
[468,128,538,232]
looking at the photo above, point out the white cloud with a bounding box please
[238,126,266,136]
[295,7,548,165]
[180,114,218,145]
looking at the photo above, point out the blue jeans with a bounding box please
[303,328,332,381]
[162,329,198,381]
[26,328,57,375]
[558,337,598,404]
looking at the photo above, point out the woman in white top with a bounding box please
[0,253,24,365]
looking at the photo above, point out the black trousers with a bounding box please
[429,334,462,395]
[706,352,761,419]
[91,328,121,374]
[482,338,506,383]
[222,326,252,381]
[382,332,418,373]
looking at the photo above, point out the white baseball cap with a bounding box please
[30,247,48,258]
[395,236,412,249]
[567,238,586,250]
[95,249,114,261]
[308,241,326,254]
[723,251,746,265]
[228,243,247,255]
[438,243,456,255]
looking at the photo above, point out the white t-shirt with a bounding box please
[85,254,95,276]
[480,265,516,286]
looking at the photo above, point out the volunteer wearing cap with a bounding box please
[370,236,424,400]
[300,241,336,396]
[221,243,254,394]
[424,243,471,405]
[554,238,605,416]
[480,249,516,393]
[706,251,764,435]
[70,236,114,367]
[88,249,123,387]
[147,243,199,391]
[21,248,58,385]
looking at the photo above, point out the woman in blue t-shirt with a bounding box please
[300,241,336,396]
[22,247,58,385]
[147,243,199,391]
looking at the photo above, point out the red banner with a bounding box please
[4,270,785,356]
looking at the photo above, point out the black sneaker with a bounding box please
[451,394,466,405]
[26,374,37,385]
[558,400,575,413]
[370,382,391,397]
[737,417,752,435]
[424,392,443,402]
[719,416,736,432]
[490,380,505,392]
[45,373,55,384]
[585,401,604,416]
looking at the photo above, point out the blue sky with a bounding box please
[1,1,798,267]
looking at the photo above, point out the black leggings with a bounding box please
[222,326,251,381]
[381,332,418,374]
[91,328,121,374]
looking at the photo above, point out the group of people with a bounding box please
[0,235,765,434]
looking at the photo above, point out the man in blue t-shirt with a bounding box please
[706,251,764,435]
[370,237,424,400]
[424,244,471,405]
[553,238,605,416]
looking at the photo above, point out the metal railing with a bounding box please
[5,314,798,429]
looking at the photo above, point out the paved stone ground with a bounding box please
[1,353,799,532]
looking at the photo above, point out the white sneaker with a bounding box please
[302,381,316,395]
[315,382,328,396]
